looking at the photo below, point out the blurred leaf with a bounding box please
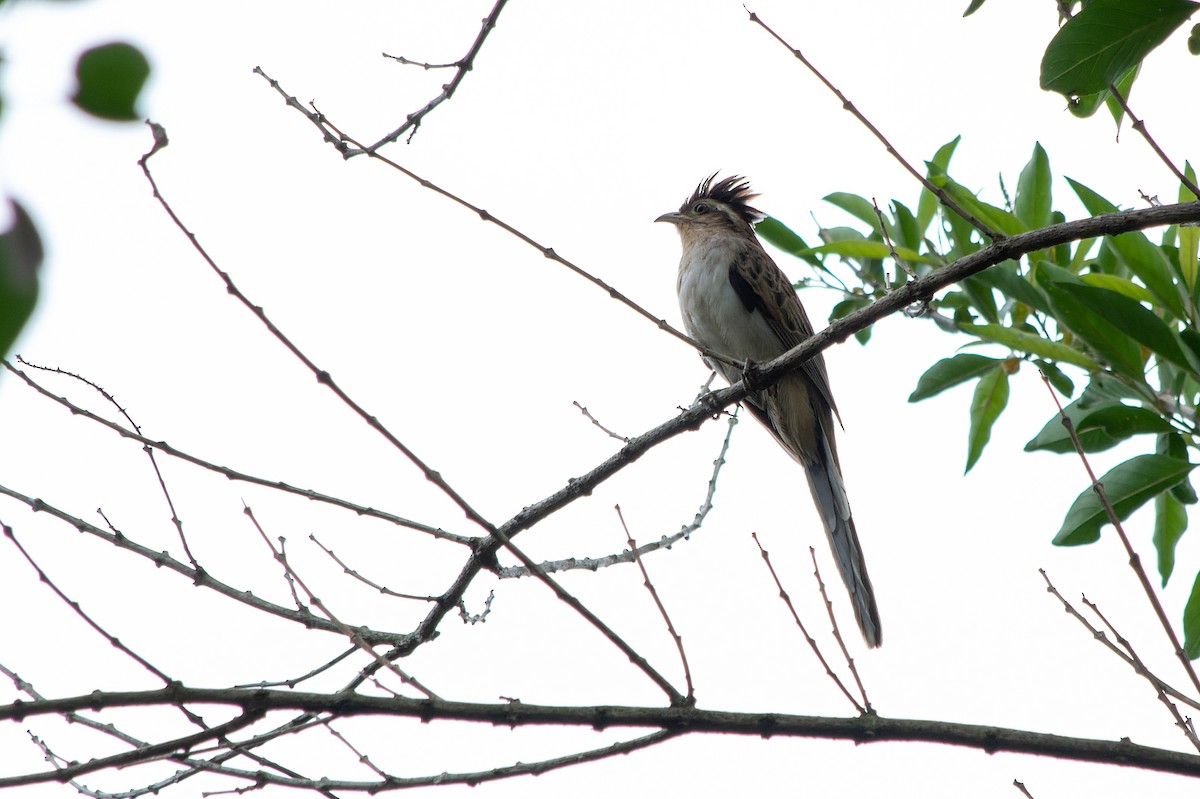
[1156,492,1189,586]
[1190,23,1200,54]
[917,136,961,238]
[1014,142,1052,229]
[1040,0,1198,97]
[1078,372,1143,406]
[757,217,825,270]
[1160,432,1199,505]
[1179,162,1198,297]
[831,296,873,344]
[1184,572,1200,658]
[1036,360,1075,397]
[0,200,42,360]
[1079,273,1156,305]
[1054,454,1195,545]
[959,321,1102,371]
[909,353,1000,402]
[963,0,986,16]
[803,239,939,266]
[966,365,1009,473]
[71,42,150,121]
[1025,401,1171,454]
[824,193,880,231]
[892,201,919,251]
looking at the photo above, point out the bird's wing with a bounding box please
[727,243,842,422]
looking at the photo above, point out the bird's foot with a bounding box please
[741,358,769,392]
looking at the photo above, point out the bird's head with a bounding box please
[655,174,762,239]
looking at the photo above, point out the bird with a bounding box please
[656,174,882,648]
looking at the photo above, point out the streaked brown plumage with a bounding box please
[656,174,882,647]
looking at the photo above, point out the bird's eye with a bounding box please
[693,202,709,214]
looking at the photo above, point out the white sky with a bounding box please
[1,0,1199,796]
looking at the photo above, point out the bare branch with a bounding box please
[7,687,1200,782]
[746,8,1002,241]
[367,0,510,150]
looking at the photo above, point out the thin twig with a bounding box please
[250,76,739,370]
[2,357,469,545]
[808,546,872,712]
[1107,85,1200,199]
[746,8,1002,241]
[137,126,495,537]
[498,410,739,577]
[751,532,865,714]
[573,400,630,442]
[1040,374,1200,694]
[365,0,509,150]
[1039,569,1200,711]
[1083,593,1200,752]
[872,198,916,283]
[310,533,439,602]
[14,357,201,569]
[617,505,695,703]
[242,504,441,700]
[2,522,175,685]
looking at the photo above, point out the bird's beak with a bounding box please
[655,211,685,225]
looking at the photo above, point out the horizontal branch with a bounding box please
[4,687,1198,781]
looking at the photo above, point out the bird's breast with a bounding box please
[676,238,785,365]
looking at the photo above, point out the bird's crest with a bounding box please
[684,174,763,227]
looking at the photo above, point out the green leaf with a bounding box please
[1104,61,1140,129]
[961,274,1000,323]
[1040,0,1199,97]
[909,353,1001,402]
[938,176,1029,237]
[1159,431,1198,505]
[1190,22,1200,54]
[71,42,151,121]
[1178,162,1199,297]
[966,365,1009,473]
[803,239,938,266]
[0,200,42,360]
[1054,454,1196,545]
[1066,64,1138,122]
[971,261,1052,315]
[1184,572,1200,658]
[757,217,824,270]
[1037,263,1146,378]
[830,296,873,344]
[1014,143,1052,229]
[1079,272,1157,305]
[963,0,986,16]
[824,193,880,231]
[1157,492,1189,586]
[1036,359,1075,397]
[1078,372,1143,406]
[959,321,1102,372]
[1053,282,1193,372]
[917,136,961,238]
[892,201,919,252]
[1067,177,1186,318]
[1025,401,1170,454]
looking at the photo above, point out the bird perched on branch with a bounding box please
[656,174,881,647]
